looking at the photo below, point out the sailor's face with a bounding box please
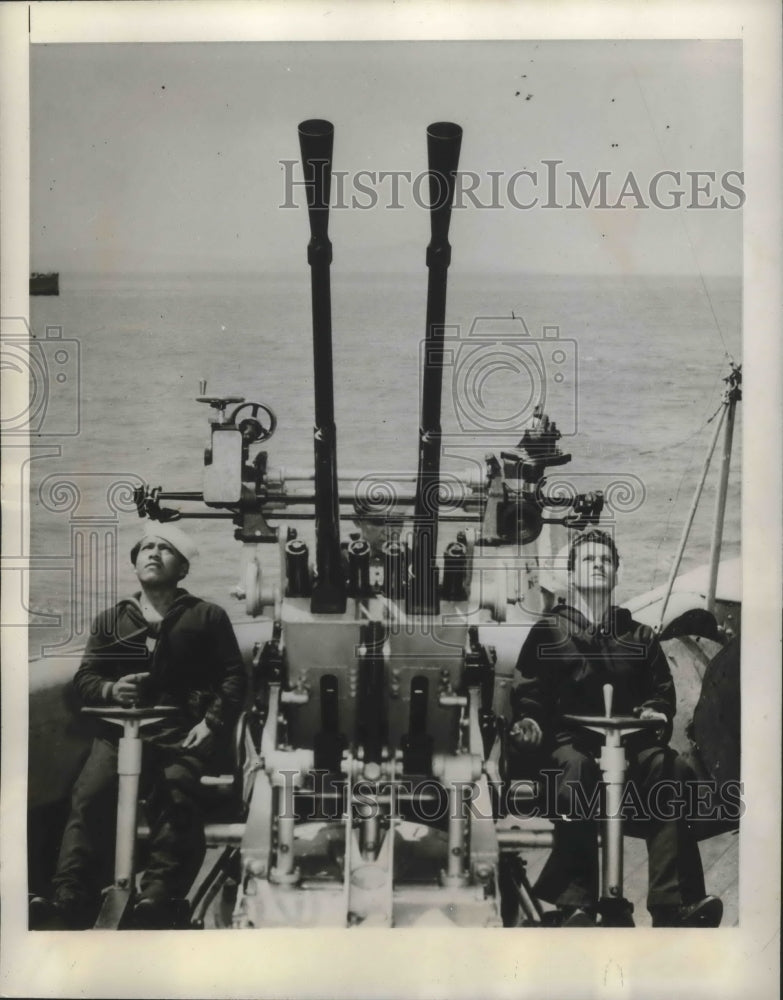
[135,538,188,586]
[571,542,617,593]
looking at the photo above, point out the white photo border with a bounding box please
[1,2,780,998]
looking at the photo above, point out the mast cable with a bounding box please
[629,62,736,365]
[629,66,740,600]
[655,403,727,632]
[646,373,727,590]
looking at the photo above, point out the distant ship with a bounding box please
[30,272,59,296]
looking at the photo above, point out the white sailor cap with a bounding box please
[130,522,200,565]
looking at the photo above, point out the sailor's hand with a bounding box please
[110,672,151,707]
[509,717,543,748]
[637,707,668,723]
[182,718,212,749]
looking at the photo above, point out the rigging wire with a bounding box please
[648,431,703,590]
[627,64,739,592]
[628,62,737,366]
[638,396,725,456]
[644,374,728,591]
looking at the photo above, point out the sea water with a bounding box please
[25,270,741,656]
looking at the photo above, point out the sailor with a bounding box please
[509,528,723,927]
[29,523,247,929]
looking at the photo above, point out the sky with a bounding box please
[30,39,742,277]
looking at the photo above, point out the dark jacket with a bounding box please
[511,603,675,751]
[73,590,247,746]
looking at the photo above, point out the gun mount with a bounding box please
[24,111,743,938]
[124,121,612,928]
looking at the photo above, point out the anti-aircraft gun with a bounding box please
[128,120,607,928]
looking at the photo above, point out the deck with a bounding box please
[513,819,740,927]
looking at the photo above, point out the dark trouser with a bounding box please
[52,737,208,906]
[535,742,707,913]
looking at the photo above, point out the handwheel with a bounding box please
[229,401,277,443]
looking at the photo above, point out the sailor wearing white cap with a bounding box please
[30,522,246,931]
[130,521,200,568]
